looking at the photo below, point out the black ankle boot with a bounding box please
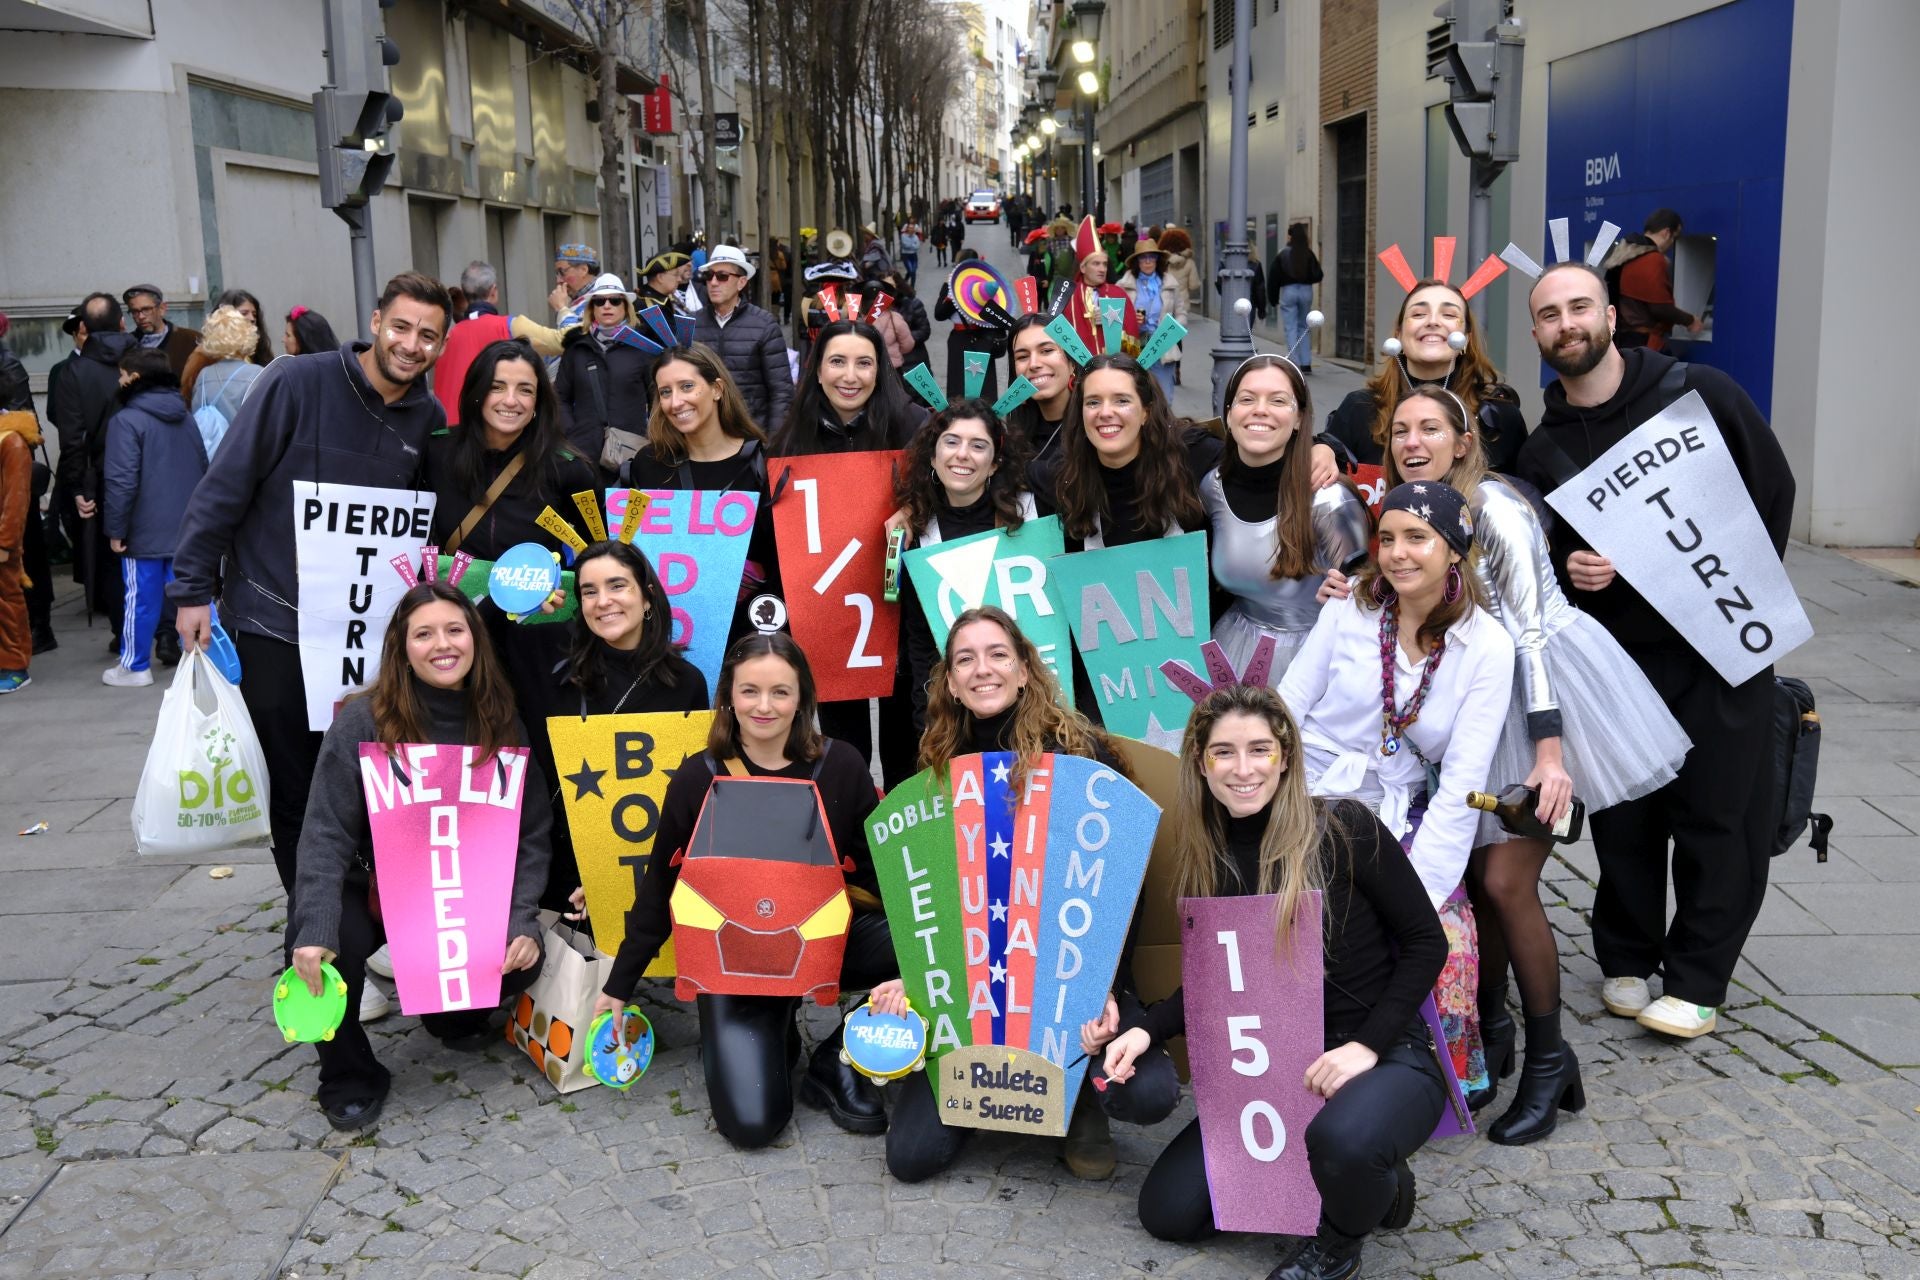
[1266,1234,1363,1280]
[1469,1005,1517,1113]
[799,1024,887,1134]
[1487,1008,1585,1145]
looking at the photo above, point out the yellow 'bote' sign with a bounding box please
[546,710,715,975]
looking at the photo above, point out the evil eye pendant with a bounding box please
[1381,736,1401,757]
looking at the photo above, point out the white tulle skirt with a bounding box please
[1477,611,1693,846]
[1210,606,1312,686]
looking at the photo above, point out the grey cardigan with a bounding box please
[290,682,552,957]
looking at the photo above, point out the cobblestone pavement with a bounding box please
[1,803,1917,1276]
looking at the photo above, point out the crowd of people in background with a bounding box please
[0,197,1791,1280]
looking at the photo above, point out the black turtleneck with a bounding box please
[968,705,1019,754]
[1128,800,1447,1057]
[933,489,997,542]
[1220,453,1286,523]
[555,639,709,719]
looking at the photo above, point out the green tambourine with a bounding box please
[273,962,349,1043]
[585,1006,656,1090]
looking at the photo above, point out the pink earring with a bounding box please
[1444,564,1463,604]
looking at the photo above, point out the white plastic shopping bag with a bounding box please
[132,651,274,855]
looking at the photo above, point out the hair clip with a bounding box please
[1377,235,1509,300]
[1160,635,1279,705]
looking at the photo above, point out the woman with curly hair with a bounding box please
[180,304,264,441]
[1321,278,1528,473]
[891,400,1036,728]
[1088,684,1448,1280]
[870,606,1130,1184]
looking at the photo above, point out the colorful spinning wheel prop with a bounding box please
[948,260,1012,327]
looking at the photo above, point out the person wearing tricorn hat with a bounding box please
[554,273,655,470]
[693,245,794,432]
[1119,238,1187,398]
[549,243,600,330]
[636,249,690,316]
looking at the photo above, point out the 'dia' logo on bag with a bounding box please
[175,727,261,827]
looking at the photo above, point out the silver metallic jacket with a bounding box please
[1203,469,1372,633]
[1470,474,1576,738]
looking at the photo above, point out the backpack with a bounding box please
[191,363,251,459]
[1772,676,1833,861]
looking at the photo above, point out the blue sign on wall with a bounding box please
[1544,0,1792,414]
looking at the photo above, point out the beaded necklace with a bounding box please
[1377,597,1447,756]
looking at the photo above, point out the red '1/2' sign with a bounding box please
[768,452,904,702]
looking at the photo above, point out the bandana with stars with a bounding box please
[1380,480,1474,558]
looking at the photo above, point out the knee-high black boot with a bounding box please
[1468,973,1516,1113]
[1487,1008,1585,1145]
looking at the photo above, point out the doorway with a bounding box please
[1330,115,1368,362]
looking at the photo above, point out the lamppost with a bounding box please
[1039,115,1058,217]
[1036,66,1060,216]
[1209,0,1255,415]
[1070,0,1105,226]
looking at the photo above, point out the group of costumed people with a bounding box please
[170,204,1792,1280]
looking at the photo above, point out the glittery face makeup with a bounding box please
[1202,712,1287,817]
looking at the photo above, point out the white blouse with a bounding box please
[1277,594,1515,907]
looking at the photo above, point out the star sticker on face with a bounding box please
[990,835,1011,859]
[565,758,606,800]
[989,899,1008,922]
[990,759,1011,784]
[988,961,1008,985]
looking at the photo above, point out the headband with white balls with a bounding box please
[1376,236,1508,360]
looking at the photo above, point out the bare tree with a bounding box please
[553,0,643,280]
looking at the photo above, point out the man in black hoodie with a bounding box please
[170,273,451,919]
[1518,261,1794,1042]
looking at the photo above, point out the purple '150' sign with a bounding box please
[1180,892,1325,1235]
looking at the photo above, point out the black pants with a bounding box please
[1589,647,1775,1008]
[235,631,324,903]
[317,868,546,1109]
[697,909,897,1149]
[1138,1038,1445,1244]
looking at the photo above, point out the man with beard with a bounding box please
[169,273,451,1060]
[1517,261,1794,1042]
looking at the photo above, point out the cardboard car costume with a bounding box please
[667,773,856,1004]
[868,752,1161,1136]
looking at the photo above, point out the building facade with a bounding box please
[0,0,658,396]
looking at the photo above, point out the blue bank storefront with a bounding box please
[1544,0,1792,415]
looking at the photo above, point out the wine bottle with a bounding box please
[1465,784,1586,844]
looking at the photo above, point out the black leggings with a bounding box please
[697,909,898,1149]
[1138,1039,1446,1244]
[887,1041,1181,1183]
[316,870,546,1109]
[235,631,324,904]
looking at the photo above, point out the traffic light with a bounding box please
[314,0,404,211]
[1430,0,1523,166]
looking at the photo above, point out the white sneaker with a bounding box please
[366,943,394,979]
[359,981,392,1023]
[1636,995,1717,1038]
[1602,976,1652,1017]
[101,665,154,688]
